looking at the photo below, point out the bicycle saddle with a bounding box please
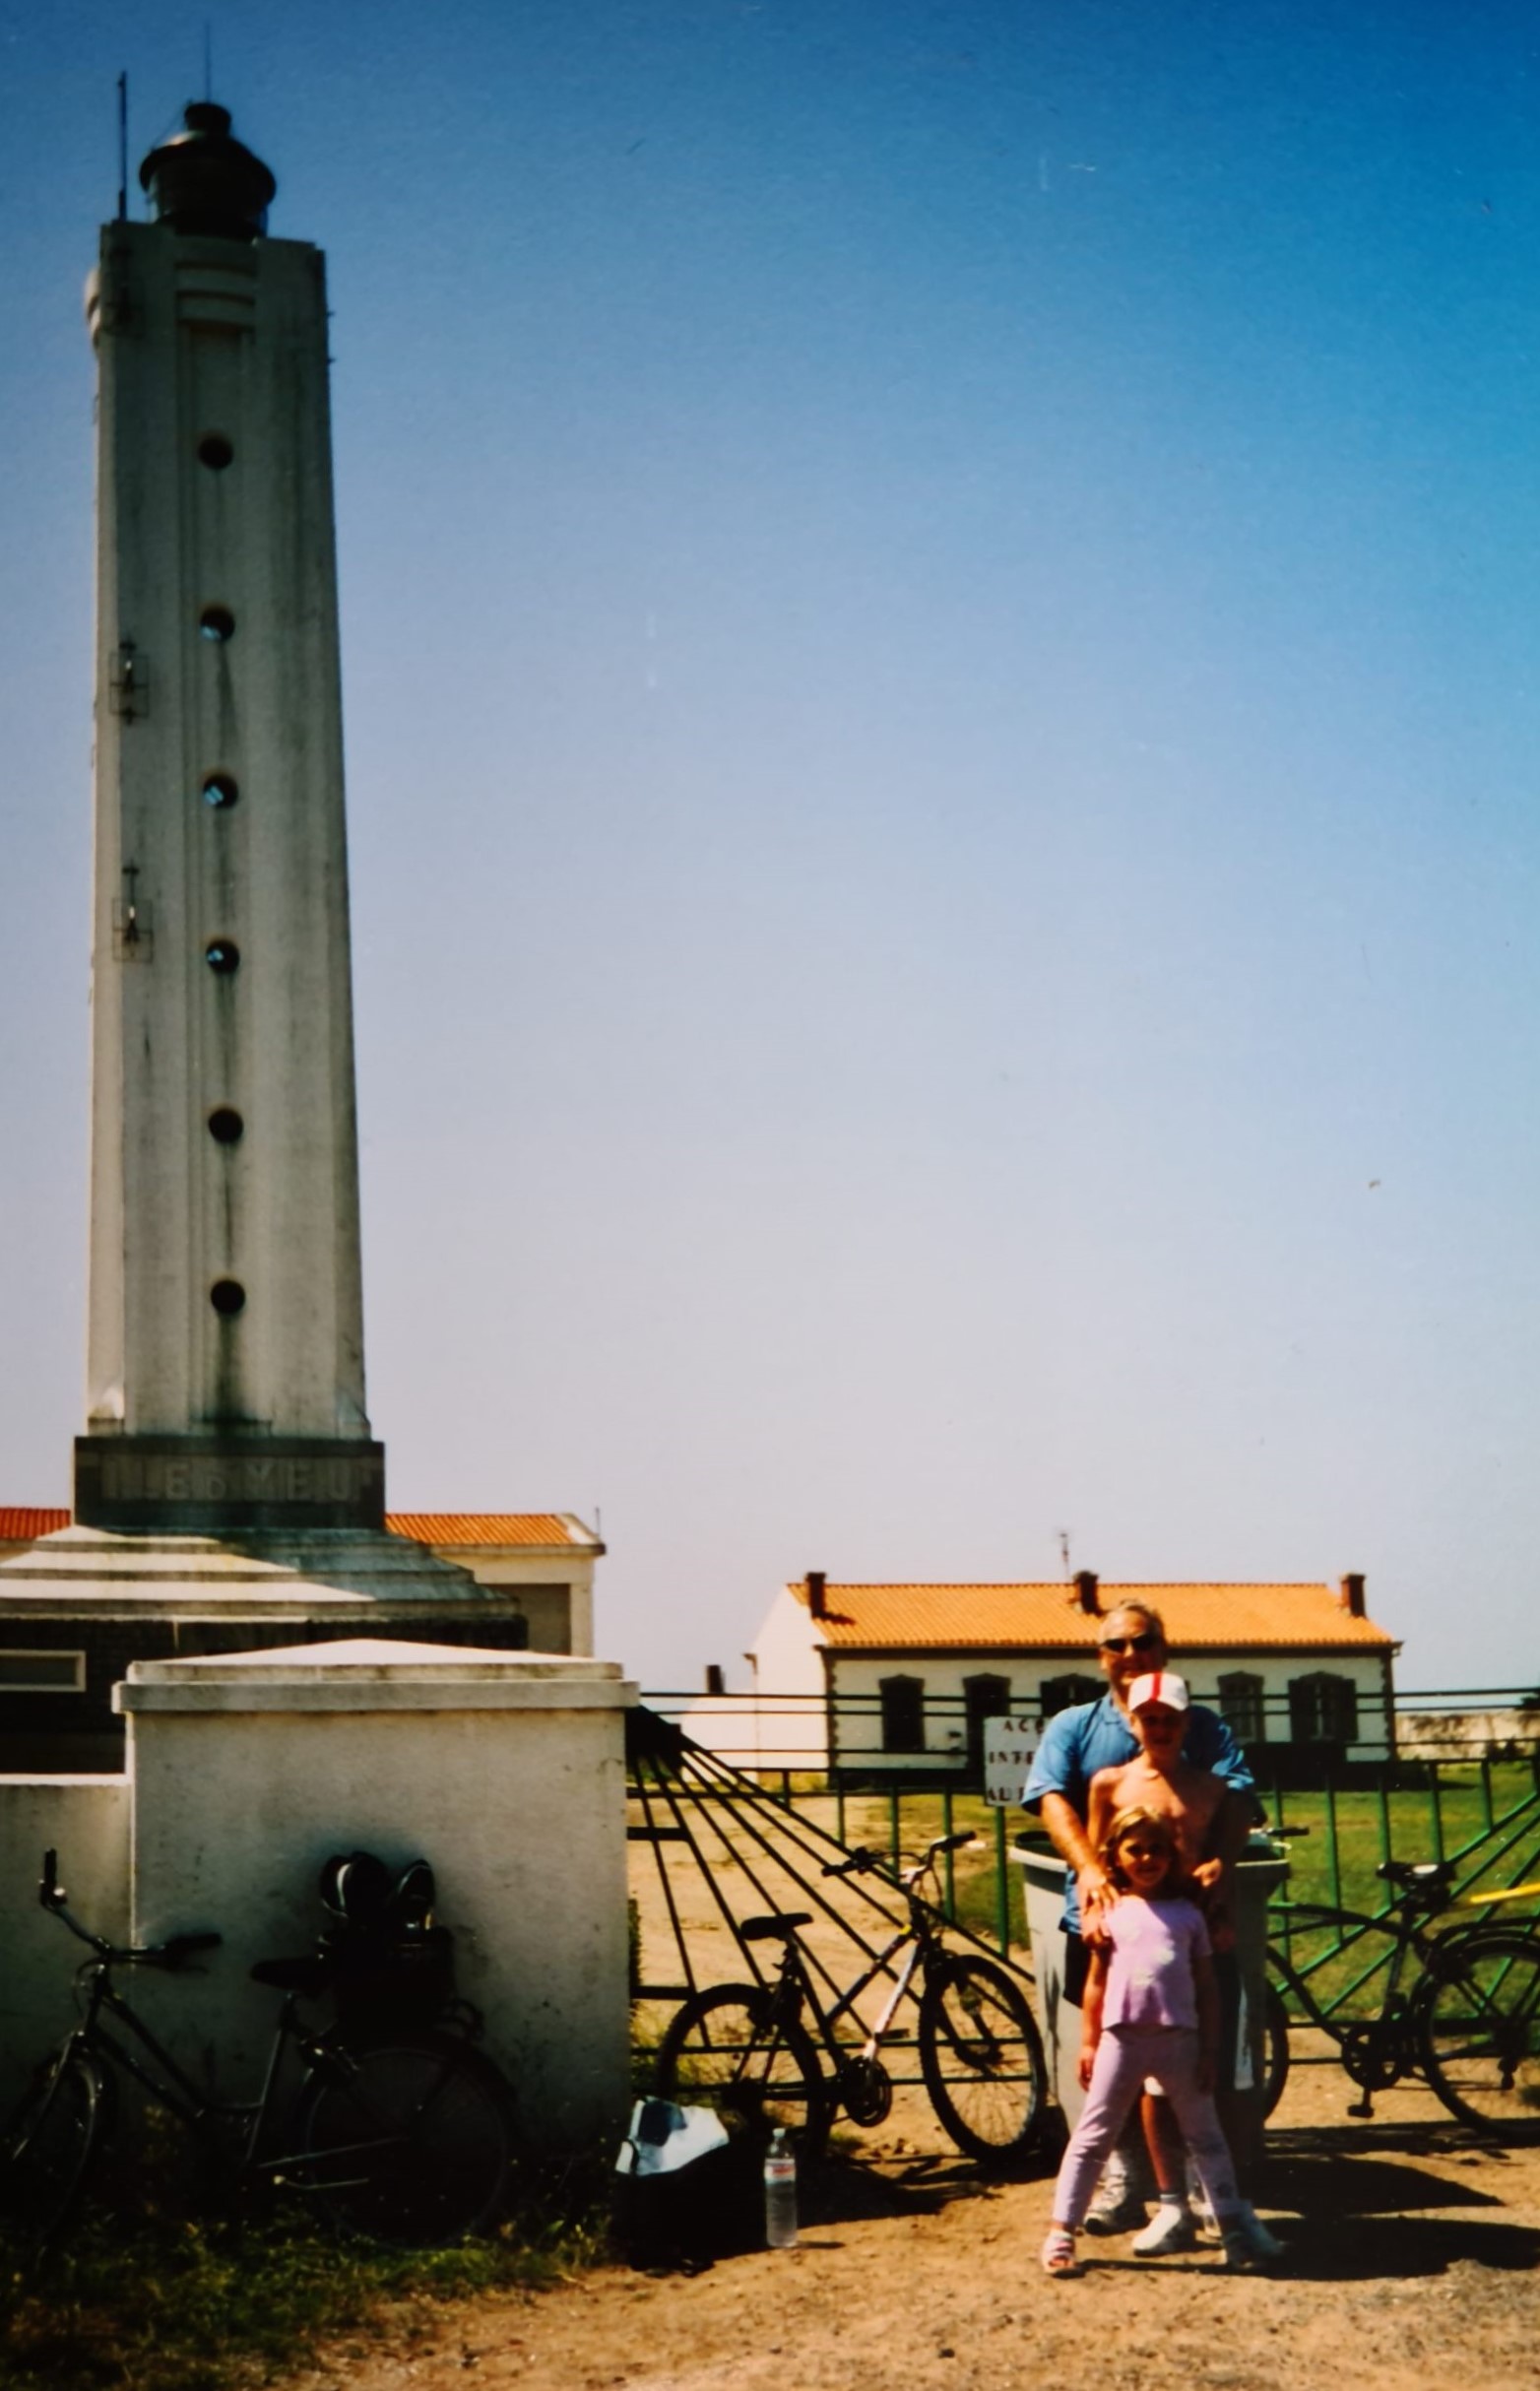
[740,1912,812,1942]
[1377,1859,1456,1901]
[250,1953,331,1994]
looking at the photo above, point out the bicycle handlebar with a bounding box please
[35,1850,222,1968]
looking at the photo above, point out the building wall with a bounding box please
[827,1650,1394,1772]
[0,1776,132,2110]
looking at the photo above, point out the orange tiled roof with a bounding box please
[794,1581,1395,1652]
[387,1513,597,1550]
[0,1507,597,1551]
[0,1509,68,1541]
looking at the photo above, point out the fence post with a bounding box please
[941,1786,956,1919]
[889,1787,902,1877]
[994,1806,1009,1955]
[1427,1761,1445,1861]
[1479,1758,1494,1837]
[1323,1767,1342,1916]
[836,1782,847,1847]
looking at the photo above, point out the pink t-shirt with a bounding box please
[1101,1894,1211,2030]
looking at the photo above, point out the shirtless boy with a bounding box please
[1088,1670,1237,1947]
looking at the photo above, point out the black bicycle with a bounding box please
[654,1831,1049,2168]
[1262,1855,1540,2137]
[0,1851,518,2252]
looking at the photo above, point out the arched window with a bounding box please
[1218,1671,1266,1747]
[879,1674,926,1754]
[1040,1673,1102,1720]
[1289,1672,1358,1745]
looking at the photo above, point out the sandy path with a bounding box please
[292,2041,1540,2391]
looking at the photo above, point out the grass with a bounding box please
[0,2147,611,2391]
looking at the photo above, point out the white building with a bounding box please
[0,1508,603,1772]
[700,1569,1398,1779]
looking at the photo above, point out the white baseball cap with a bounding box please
[1128,1669,1189,1714]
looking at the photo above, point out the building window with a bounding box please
[963,1673,1011,1775]
[1218,1671,1266,1747]
[1289,1672,1359,1745]
[0,1650,85,1692]
[1040,1673,1101,1720]
[879,1674,926,1754]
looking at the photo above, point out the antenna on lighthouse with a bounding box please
[116,74,128,221]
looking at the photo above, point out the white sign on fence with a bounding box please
[983,1715,1043,1808]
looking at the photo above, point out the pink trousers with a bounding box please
[1054,2026,1241,2229]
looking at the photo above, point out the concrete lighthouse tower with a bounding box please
[70,107,373,1523]
[76,104,377,1530]
[0,104,539,1759]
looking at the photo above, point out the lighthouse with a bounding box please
[0,104,564,1765]
[77,103,377,1529]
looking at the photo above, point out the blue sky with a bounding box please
[3,1,1538,1693]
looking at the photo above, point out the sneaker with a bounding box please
[1082,2187,1148,2236]
[1221,2229,1256,2273]
[1235,2202,1284,2262]
[1130,2201,1198,2257]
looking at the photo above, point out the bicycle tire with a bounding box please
[654,1986,829,2168]
[918,1954,1048,2165]
[294,2036,517,2245]
[1419,1931,1540,2140]
[0,2042,105,2249]
[1261,1980,1290,2118]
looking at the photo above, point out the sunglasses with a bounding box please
[1099,1633,1158,1655]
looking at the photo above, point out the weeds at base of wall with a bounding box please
[0,2154,612,2391]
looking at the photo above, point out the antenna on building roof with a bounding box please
[116,74,128,221]
[1058,1528,1072,1580]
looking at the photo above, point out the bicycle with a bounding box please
[0,1850,518,2253]
[1261,1854,1540,2139]
[653,1831,1049,2168]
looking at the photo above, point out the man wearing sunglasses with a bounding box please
[1022,1600,1264,2247]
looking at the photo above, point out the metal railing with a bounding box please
[637,1686,1540,1989]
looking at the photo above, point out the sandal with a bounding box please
[1042,2226,1081,2278]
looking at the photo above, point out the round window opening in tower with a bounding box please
[199,606,236,643]
[198,433,234,470]
[208,1108,244,1144]
[210,1279,246,1318]
[202,773,238,808]
[205,939,240,974]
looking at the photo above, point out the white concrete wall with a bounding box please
[685,1585,828,1770]
[116,1640,636,2151]
[0,1776,131,2110]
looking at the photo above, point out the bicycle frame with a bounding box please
[1268,1898,1447,2037]
[61,1954,344,2184]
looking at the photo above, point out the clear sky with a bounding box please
[3,1,1537,1696]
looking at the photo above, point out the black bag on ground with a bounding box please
[610,2100,766,2268]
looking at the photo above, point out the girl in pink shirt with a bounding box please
[1042,1807,1250,2277]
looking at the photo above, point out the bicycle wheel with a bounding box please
[1420,1932,1540,2140]
[1261,1981,1291,2118]
[654,1986,829,2167]
[918,1955,1048,2165]
[0,2042,105,2249]
[295,2036,517,2245]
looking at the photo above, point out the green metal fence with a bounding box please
[640,1686,1540,1988]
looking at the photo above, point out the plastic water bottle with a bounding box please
[763,2128,798,2248]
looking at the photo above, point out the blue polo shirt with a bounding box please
[1021,1694,1255,1933]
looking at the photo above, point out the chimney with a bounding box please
[1339,1573,1366,1618]
[704,1662,725,1696]
[1073,1569,1101,1616]
[805,1570,827,1619]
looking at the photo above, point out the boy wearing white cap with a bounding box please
[1087,1672,1236,1942]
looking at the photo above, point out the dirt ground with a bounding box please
[292,2037,1540,2391]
